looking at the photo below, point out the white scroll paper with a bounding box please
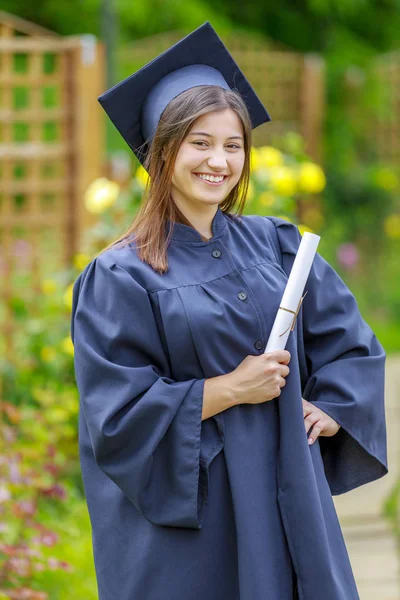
[264,231,321,353]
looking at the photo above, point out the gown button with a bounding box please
[212,249,222,258]
[238,291,247,301]
[254,340,263,351]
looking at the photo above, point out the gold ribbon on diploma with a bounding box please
[279,291,308,337]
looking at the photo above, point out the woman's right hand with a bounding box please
[226,350,291,405]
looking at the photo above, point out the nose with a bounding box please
[207,149,228,170]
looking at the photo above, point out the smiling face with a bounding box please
[170,108,245,214]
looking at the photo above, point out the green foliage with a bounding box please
[0,251,98,596]
[383,481,400,556]
[244,133,326,229]
[0,398,94,597]
[1,0,227,40]
[33,491,97,599]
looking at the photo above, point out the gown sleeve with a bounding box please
[70,253,223,529]
[266,216,388,495]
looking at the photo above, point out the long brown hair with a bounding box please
[97,85,253,274]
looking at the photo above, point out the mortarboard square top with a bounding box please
[98,21,271,168]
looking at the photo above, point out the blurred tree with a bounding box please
[0,0,228,39]
[200,0,400,54]
[4,0,400,55]
[100,0,118,88]
[0,0,101,36]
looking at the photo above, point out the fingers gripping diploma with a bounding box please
[302,398,341,445]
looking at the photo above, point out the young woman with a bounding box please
[71,22,388,600]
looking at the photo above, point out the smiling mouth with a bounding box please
[193,173,228,185]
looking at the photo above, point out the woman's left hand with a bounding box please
[302,398,341,445]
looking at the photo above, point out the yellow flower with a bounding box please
[63,424,76,438]
[246,180,255,201]
[84,178,120,214]
[61,336,74,356]
[32,387,53,407]
[298,223,314,235]
[384,214,400,239]
[45,407,70,424]
[259,191,276,207]
[135,165,150,188]
[40,346,57,363]
[298,163,326,194]
[64,394,79,415]
[73,253,91,271]
[250,147,261,172]
[41,279,57,295]
[63,283,74,310]
[373,167,399,191]
[269,167,297,196]
[32,387,45,404]
[258,146,284,168]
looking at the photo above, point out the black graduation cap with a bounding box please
[98,21,272,168]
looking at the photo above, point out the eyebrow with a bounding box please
[188,131,244,140]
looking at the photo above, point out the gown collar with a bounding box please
[166,205,228,243]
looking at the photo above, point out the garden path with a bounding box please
[334,354,400,599]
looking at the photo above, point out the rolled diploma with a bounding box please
[264,231,321,353]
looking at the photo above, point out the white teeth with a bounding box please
[197,174,225,183]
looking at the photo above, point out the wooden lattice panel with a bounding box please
[0,16,104,360]
[0,44,68,267]
[372,53,400,164]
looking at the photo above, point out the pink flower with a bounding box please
[18,501,37,517]
[336,243,360,270]
[13,239,32,257]
[3,425,16,442]
[0,484,11,503]
[43,462,60,477]
[46,444,57,458]
[9,460,23,483]
[59,560,73,571]
[47,557,59,570]
[46,557,72,572]
[40,483,67,500]
[9,556,31,577]
[40,531,59,547]
[12,239,33,269]
[10,588,48,599]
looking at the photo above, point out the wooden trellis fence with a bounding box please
[0,11,104,360]
[372,51,400,164]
